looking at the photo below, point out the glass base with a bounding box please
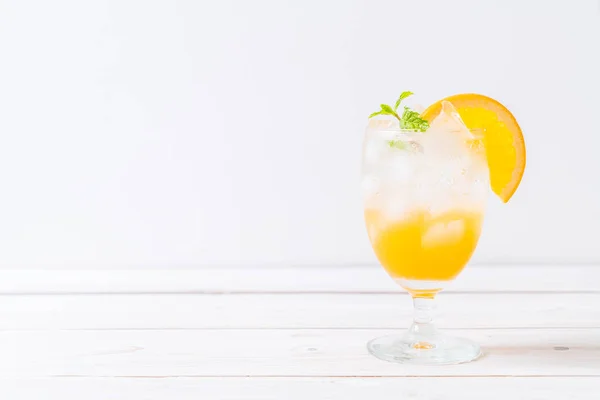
[367,323,481,365]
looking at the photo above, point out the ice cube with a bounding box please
[381,193,413,221]
[428,101,473,139]
[412,104,425,114]
[363,134,397,173]
[420,101,475,174]
[361,174,380,204]
[383,150,412,182]
[367,115,399,130]
[422,219,465,248]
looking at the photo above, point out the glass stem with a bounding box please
[412,296,436,325]
[408,296,438,347]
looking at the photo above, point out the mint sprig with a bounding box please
[369,91,430,132]
[399,106,429,131]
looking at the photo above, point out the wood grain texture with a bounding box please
[0,329,598,378]
[1,293,598,330]
[0,265,597,398]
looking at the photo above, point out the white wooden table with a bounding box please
[0,265,598,399]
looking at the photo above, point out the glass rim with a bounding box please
[365,127,485,140]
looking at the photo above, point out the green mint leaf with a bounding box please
[380,104,395,114]
[369,104,398,119]
[399,106,429,131]
[387,140,406,150]
[394,91,413,111]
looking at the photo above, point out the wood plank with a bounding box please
[0,377,598,399]
[0,265,596,294]
[1,293,599,330]
[0,329,598,377]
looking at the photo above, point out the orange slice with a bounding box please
[421,94,526,203]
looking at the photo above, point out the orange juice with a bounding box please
[365,209,483,282]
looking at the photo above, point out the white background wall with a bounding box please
[0,0,598,268]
